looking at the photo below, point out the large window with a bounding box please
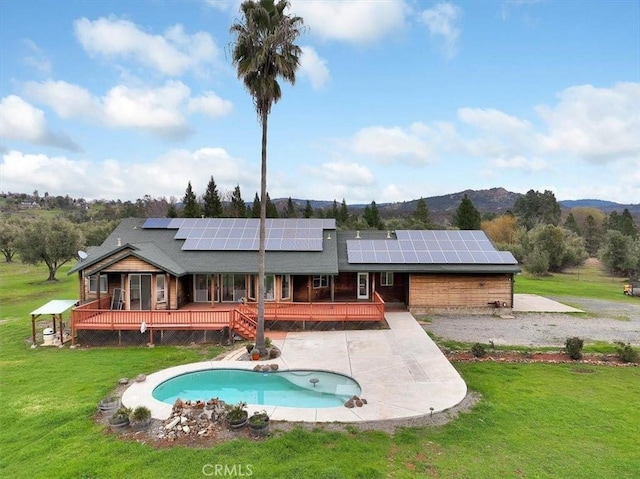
[156,275,166,303]
[313,275,329,289]
[380,272,394,287]
[89,275,108,293]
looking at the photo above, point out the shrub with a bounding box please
[265,337,272,348]
[471,343,487,358]
[131,406,151,422]
[615,341,639,363]
[565,337,584,360]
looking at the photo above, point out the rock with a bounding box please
[253,365,262,371]
[173,398,184,409]
[355,399,363,407]
[362,398,368,404]
[118,377,129,385]
[180,416,188,424]
[182,425,190,434]
[269,364,279,371]
[136,374,146,382]
[344,398,355,408]
[198,429,206,436]
[165,417,180,430]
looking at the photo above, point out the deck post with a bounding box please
[149,328,153,345]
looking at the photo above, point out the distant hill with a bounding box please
[274,187,639,218]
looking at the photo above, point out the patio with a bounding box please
[122,311,467,423]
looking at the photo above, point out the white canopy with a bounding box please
[30,300,78,316]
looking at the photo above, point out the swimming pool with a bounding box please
[152,369,361,408]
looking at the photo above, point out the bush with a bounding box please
[565,337,584,360]
[131,406,151,422]
[471,343,487,358]
[615,342,639,363]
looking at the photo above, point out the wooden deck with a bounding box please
[70,293,385,344]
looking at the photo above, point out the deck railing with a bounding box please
[71,292,385,343]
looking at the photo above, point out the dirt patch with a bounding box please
[445,350,638,366]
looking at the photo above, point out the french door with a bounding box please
[357,272,369,300]
[129,274,152,310]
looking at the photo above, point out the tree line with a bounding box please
[1,186,638,282]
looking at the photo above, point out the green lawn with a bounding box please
[1,261,639,478]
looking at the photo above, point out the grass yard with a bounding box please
[514,259,635,302]
[1,261,639,478]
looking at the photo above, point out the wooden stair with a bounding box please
[231,308,257,340]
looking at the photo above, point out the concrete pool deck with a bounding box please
[122,312,467,423]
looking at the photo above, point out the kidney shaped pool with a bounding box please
[152,368,361,408]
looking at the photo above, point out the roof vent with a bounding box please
[327,232,331,240]
[117,238,122,246]
[387,230,391,238]
[356,231,360,239]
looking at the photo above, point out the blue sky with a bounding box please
[1,0,639,205]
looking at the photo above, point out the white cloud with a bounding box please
[188,91,234,117]
[0,96,79,151]
[74,17,218,76]
[351,123,435,163]
[23,80,233,136]
[537,82,640,163]
[102,82,190,134]
[491,155,549,171]
[0,147,256,201]
[420,2,462,58]
[299,46,330,89]
[24,80,97,119]
[291,0,408,44]
[21,39,52,75]
[204,0,240,11]
[458,107,532,133]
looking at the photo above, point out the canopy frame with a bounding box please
[30,300,78,346]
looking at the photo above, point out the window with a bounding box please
[156,275,166,303]
[89,275,108,293]
[380,272,394,287]
[313,275,329,289]
[265,275,275,300]
[281,275,290,300]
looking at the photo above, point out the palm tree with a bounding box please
[231,0,303,354]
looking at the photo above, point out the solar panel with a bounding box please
[346,230,518,265]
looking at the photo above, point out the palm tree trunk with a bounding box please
[256,109,268,355]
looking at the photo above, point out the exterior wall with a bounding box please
[409,273,513,314]
[375,272,407,303]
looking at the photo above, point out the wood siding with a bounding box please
[409,273,512,314]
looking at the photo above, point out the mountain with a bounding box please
[274,188,639,218]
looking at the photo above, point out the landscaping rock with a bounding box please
[136,374,147,382]
[118,378,129,385]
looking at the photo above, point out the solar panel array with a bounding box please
[142,218,335,251]
[346,230,517,264]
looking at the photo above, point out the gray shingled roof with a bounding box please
[70,218,339,276]
[69,218,519,277]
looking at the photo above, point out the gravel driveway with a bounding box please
[423,297,640,347]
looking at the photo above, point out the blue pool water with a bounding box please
[152,369,361,408]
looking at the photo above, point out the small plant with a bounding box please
[108,407,131,429]
[226,401,248,427]
[246,344,254,354]
[248,411,269,427]
[565,337,584,360]
[615,341,639,363]
[130,406,151,422]
[471,342,487,358]
[265,337,272,348]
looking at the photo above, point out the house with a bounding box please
[68,217,519,345]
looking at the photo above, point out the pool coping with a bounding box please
[122,312,467,423]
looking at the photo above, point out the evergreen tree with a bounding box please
[583,215,604,256]
[229,185,246,218]
[251,192,261,218]
[266,193,278,218]
[327,200,339,219]
[564,212,581,235]
[363,200,383,229]
[182,181,201,218]
[202,176,224,217]
[411,197,432,229]
[513,189,561,230]
[619,209,638,239]
[166,203,178,218]
[338,199,349,226]
[303,200,314,218]
[453,194,481,230]
[284,197,296,218]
